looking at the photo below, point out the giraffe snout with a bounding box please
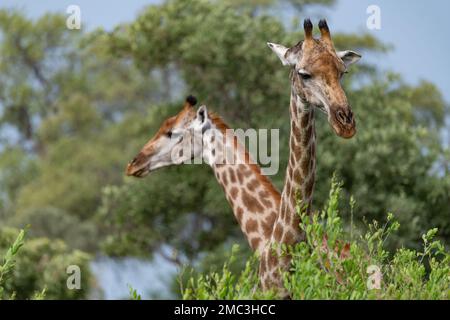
[336,108,354,125]
[126,152,150,177]
[330,106,356,139]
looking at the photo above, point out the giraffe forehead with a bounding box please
[155,116,176,136]
[155,110,194,137]
[305,54,343,74]
[301,43,344,72]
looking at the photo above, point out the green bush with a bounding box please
[183,178,450,300]
[0,228,27,299]
[0,228,92,299]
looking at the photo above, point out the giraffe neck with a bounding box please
[202,121,281,255]
[260,90,316,296]
[272,90,316,245]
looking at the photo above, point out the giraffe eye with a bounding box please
[167,131,173,138]
[298,70,312,80]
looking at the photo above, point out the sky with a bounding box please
[1,0,449,102]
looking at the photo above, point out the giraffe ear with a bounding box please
[196,105,208,124]
[196,105,211,133]
[337,50,362,68]
[267,42,299,66]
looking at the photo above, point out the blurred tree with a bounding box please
[0,9,160,254]
[8,207,98,252]
[0,11,75,151]
[0,147,37,219]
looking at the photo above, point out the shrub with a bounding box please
[0,227,92,299]
[0,228,26,299]
[183,178,450,300]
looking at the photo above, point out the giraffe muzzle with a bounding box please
[126,152,151,177]
[337,109,353,125]
[330,107,356,139]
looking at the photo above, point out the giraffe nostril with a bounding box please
[337,110,346,124]
[337,109,353,125]
[347,110,353,123]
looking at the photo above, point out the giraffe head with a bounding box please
[268,19,361,138]
[126,96,211,177]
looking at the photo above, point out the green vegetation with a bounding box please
[128,284,142,300]
[0,228,91,299]
[0,0,448,298]
[0,229,26,298]
[183,179,450,300]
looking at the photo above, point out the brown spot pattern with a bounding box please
[245,218,258,234]
[259,192,273,209]
[241,165,253,178]
[302,125,313,147]
[251,237,261,250]
[230,187,239,200]
[236,207,244,223]
[221,171,228,185]
[305,178,315,199]
[228,169,236,183]
[236,170,244,184]
[301,113,310,128]
[273,223,283,242]
[241,189,264,213]
[301,153,312,177]
[246,179,259,191]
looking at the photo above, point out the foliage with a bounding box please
[184,179,450,300]
[182,245,276,300]
[128,284,142,300]
[0,228,26,298]
[0,228,92,299]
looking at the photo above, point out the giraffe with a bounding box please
[126,96,281,256]
[262,19,361,296]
